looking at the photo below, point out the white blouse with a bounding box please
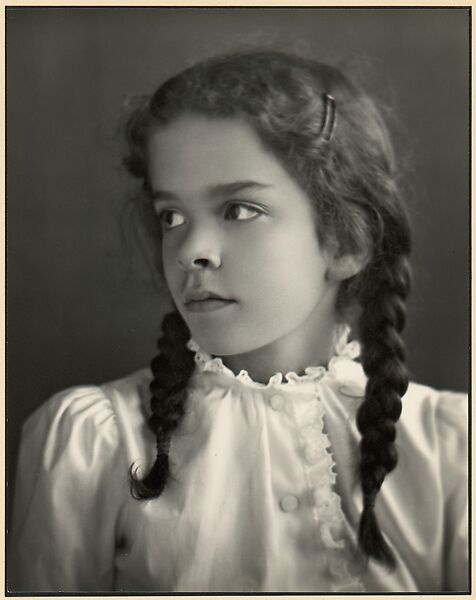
[10,328,468,592]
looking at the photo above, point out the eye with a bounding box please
[157,209,186,231]
[224,203,262,221]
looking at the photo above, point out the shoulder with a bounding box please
[25,368,151,430]
[22,368,153,470]
[398,382,467,463]
[401,382,467,430]
[23,383,113,444]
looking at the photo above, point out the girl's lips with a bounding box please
[184,298,236,313]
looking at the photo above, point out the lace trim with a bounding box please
[292,386,364,591]
[187,323,361,389]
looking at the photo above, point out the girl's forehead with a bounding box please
[146,114,285,193]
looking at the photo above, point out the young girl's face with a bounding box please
[147,113,339,357]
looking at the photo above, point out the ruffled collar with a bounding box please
[187,323,362,389]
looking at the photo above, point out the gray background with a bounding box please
[7,7,469,525]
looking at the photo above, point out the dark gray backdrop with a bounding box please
[7,7,469,526]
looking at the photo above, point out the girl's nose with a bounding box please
[178,253,222,271]
[177,231,222,271]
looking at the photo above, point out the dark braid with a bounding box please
[355,218,411,565]
[131,310,195,499]
[124,50,413,565]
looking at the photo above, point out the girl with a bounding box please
[11,51,468,592]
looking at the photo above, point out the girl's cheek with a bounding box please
[161,245,180,293]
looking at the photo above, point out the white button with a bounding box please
[279,494,300,512]
[269,394,285,411]
[338,384,364,398]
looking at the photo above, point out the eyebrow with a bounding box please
[147,180,272,203]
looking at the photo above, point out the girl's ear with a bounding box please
[325,251,368,282]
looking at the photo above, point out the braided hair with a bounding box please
[131,310,195,499]
[124,51,411,567]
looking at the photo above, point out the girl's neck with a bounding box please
[222,310,339,384]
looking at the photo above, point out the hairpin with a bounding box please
[320,93,336,142]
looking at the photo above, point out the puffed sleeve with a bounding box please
[10,385,125,592]
[437,391,468,591]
